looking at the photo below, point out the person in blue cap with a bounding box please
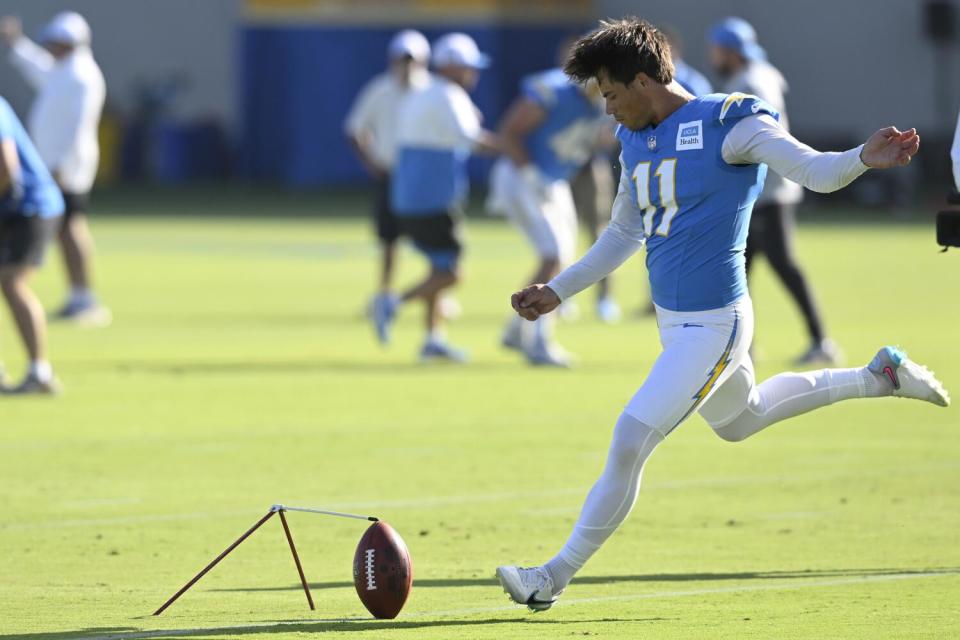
[709,16,839,366]
[0,95,64,394]
[495,17,945,612]
[372,33,500,362]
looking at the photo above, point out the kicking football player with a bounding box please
[372,33,498,361]
[496,18,949,611]
[487,62,608,366]
[0,96,64,393]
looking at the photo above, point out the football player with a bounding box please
[496,18,948,611]
[487,61,609,366]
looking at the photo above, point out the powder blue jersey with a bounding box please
[522,68,606,181]
[0,97,63,219]
[618,93,778,312]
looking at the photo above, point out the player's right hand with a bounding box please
[0,17,22,46]
[511,284,561,321]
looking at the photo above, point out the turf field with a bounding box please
[1,188,958,639]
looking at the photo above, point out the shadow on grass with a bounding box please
[212,566,960,592]
[0,617,667,640]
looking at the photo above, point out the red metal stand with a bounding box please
[153,508,315,615]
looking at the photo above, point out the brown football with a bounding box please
[352,520,413,619]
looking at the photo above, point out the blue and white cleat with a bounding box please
[371,293,399,345]
[419,340,468,363]
[868,346,950,407]
[496,565,560,612]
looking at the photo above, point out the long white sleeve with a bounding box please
[722,114,869,193]
[951,111,960,193]
[548,165,646,301]
[8,37,55,90]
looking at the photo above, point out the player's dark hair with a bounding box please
[564,17,674,86]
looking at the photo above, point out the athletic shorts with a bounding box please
[0,215,60,268]
[373,176,402,243]
[61,190,91,220]
[487,158,577,265]
[399,211,462,272]
[624,296,755,436]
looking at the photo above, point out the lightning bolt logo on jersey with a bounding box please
[521,68,607,181]
[618,93,779,312]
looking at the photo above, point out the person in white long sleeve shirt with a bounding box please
[496,18,949,612]
[1,12,108,325]
[710,16,837,366]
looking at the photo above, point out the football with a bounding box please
[353,520,413,619]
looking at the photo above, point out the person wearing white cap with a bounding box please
[370,32,499,362]
[0,12,108,326]
[345,30,431,302]
[709,16,837,366]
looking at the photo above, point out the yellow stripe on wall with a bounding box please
[244,0,592,25]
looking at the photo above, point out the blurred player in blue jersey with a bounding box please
[662,25,712,97]
[0,96,64,394]
[496,18,949,610]
[710,17,838,365]
[487,63,608,366]
[372,33,498,362]
[345,30,431,301]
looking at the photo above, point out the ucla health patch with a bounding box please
[676,120,703,151]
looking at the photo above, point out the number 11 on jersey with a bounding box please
[632,158,679,237]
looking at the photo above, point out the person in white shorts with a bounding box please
[495,18,950,612]
[487,64,607,366]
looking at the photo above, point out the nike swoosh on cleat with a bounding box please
[882,366,900,389]
[682,323,704,328]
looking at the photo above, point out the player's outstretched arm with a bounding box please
[722,115,918,194]
[511,284,561,321]
[860,127,919,169]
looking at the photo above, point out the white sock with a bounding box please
[30,360,53,383]
[544,413,663,591]
[714,367,886,442]
[427,328,445,345]
[532,314,554,349]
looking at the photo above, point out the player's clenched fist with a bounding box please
[860,126,920,169]
[511,284,561,321]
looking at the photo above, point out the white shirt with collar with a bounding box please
[9,37,106,194]
[344,67,431,170]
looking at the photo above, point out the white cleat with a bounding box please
[525,342,573,368]
[419,340,469,363]
[496,565,560,612]
[868,346,950,407]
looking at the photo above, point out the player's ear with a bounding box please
[633,71,651,89]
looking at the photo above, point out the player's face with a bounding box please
[597,69,654,131]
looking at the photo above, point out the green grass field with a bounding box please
[1,190,958,639]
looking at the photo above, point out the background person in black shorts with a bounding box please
[344,30,431,298]
[710,17,839,365]
[0,96,64,394]
[1,11,108,325]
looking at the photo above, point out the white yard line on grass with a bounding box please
[5,460,960,531]
[76,570,960,640]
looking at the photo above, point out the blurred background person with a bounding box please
[709,16,840,365]
[372,33,499,362]
[663,25,713,97]
[1,11,108,326]
[488,61,608,366]
[0,96,64,394]
[344,30,431,306]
